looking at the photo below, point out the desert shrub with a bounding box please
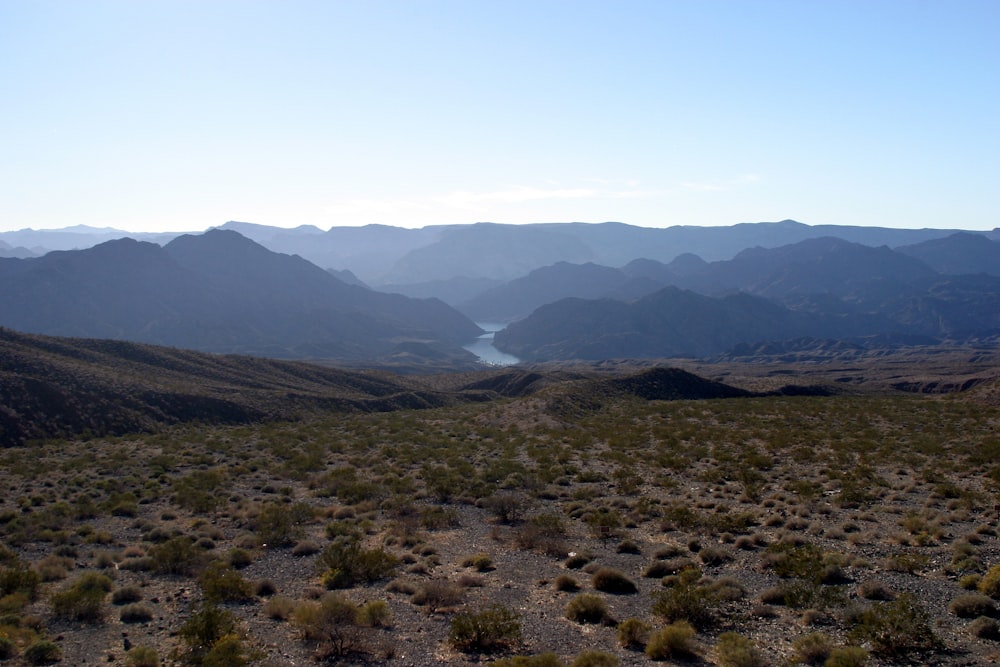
[51,572,112,623]
[564,553,592,570]
[823,646,868,667]
[125,645,160,667]
[491,654,564,667]
[715,632,766,667]
[0,636,15,660]
[651,567,715,629]
[554,574,579,592]
[199,561,253,604]
[23,640,61,665]
[263,595,296,620]
[291,541,321,557]
[411,579,464,611]
[359,599,392,628]
[707,576,746,601]
[979,564,1000,598]
[699,545,733,566]
[254,501,307,548]
[293,593,362,658]
[856,580,893,601]
[644,558,694,578]
[570,650,619,667]
[226,548,253,570]
[565,594,609,625]
[149,536,203,576]
[318,537,399,589]
[848,593,939,657]
[591,567,637,595]
[179,603,237,660]
[0,562,40,599]
[645,620,696,661]
[791,631,833,665]
[617,540,641,555]
[616,617,650,649]
[254,579,277,597]
[120,602,155,623]
[970,615,1000,640]
[461,552,495,572]
[960,574,982,590]
[112,585,143,605]
[449,604,522,653]
[949,592,997,618]
[485,492,531,524]
[201,636,250,667]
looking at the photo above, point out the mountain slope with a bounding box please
[896,232,1000,276]
[0,328,467,447]
[0,230,481,361]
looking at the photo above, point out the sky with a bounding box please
[1,1,998,233]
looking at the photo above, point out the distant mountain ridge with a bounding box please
[0,230,481,363]
[493,235,1000,361]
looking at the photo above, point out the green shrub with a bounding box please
[565,594,610,624]
[50,572,112,623]
[970,615,1000,640]
[461,552,495,572]
[570,650,619,667]
[591,567,637,595]
[554,574,579,592]
[791,631,833,665]
[823,646,868,667]
[199,561,253,604]
[645,620,696,661]
[979,564,1000,598]
[149,536,203,576]
[949,592,997,618]
[112,585,143,605]
[0,636,15,660]
[317,537,399,589]
[715,632,766,667]
[23,640,62,665]
[179,603,237,656]
[292,593,361,657]
[651,567,715,629]
[616,617,650,649]
[449,604,522,653]
[119,603,155,623]
[848,593,939,657]
[202,636,250,667]
[359,599,393,628]
[125,645,160,667]
[490,654,564,667]
[0,562,40,599]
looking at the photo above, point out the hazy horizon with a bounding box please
[3,1,998,234]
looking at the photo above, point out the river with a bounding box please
[463,322,520,366]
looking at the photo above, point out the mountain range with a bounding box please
[493,235,1000,360]
[2,220,999,365]
[0,230,481,365]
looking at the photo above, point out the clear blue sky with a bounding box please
[2,0,997,232]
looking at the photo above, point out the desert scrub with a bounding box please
[23,640,62,665]
[448,604,522,653]
[51,571,112,623]
[591,567,637,594]
[199,561,253,604]
[616,617,650,649]
[411,579,464,611]
[978,564,1000,598]
[565,594,610,624]
[125,645,160,667]
[949,592,997,618]
[848,593,939,657]
[790,631,833,665]
[554,574,579,592]
[461,552,494,572]
[645,620,696,661]
[490,654,563,667]
[317,537,399,589]
[969,615,1000,640]
[119,602,155,623]
[715,632,766,667]
[263,595,296,620]
[570,650,619,667]
[358,599,392,628]
[292,593,364,658]
[651,567,716,629]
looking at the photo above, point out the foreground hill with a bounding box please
[0,328,467,447]
[0,230,482,362]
